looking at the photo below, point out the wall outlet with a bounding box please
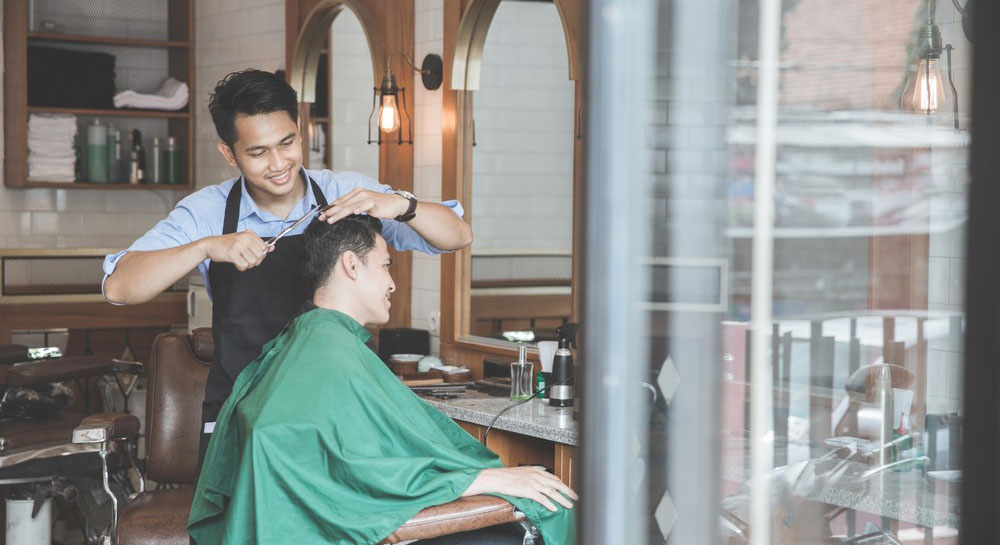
[428,311,441,335]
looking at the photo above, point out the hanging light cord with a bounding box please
[481,377,570,445]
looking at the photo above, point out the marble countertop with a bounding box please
[422,391,579,446]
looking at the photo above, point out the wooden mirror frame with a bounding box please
[440,0,584,372]
[286,0,416,329]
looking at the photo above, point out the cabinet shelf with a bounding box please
[27,106,190,119]
[22,181,192,190]
[27,31,190,49]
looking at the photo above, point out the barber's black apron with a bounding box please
[197,177,328,471]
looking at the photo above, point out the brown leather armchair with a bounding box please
[75,329,534,545]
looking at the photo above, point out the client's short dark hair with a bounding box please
[208,69,298,146]
[303,214,384,293]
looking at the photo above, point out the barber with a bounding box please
[102,70,472,468]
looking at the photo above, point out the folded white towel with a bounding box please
[28,113,78,181]
[114,77,189,110]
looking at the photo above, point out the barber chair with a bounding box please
[0,345,142,544]
[75,329,538,545]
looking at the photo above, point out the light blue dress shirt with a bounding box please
[102,168,463,299]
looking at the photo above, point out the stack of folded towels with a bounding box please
[28,114,77,182]
[113,77,189,110]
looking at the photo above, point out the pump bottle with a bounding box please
[549,323,579,408]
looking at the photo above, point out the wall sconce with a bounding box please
[368,53,443,145]
[908,0,961,129]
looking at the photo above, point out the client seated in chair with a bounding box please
[188,214,576,545]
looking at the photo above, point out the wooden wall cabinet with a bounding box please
[3,0,195,190]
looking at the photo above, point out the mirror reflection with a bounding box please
[469,0,576,342]
[308,8,379,179]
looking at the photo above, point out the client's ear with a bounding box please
[341,251,361,280]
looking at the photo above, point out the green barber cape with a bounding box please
[188,308,575,544]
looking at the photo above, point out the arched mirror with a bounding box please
[464,0,578,345]
[311,10,380,177]
[290,1,384,179]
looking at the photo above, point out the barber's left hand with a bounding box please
[317,188,409,224]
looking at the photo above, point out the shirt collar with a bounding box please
[237,168,318,222]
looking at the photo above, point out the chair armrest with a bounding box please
[6,356,118,387]
[0,344,29,365]
[379,495,525,544]
[72,412,141,444]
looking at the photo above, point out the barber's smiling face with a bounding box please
[219,111,303,199]
[359,235,396,325]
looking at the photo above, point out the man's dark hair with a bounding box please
[208,69,298,146]
[303,214,385,294]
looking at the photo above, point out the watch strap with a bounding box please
[394,192,418,222]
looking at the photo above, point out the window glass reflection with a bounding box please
[647,0,970,542]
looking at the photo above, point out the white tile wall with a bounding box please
[194,0,285,190]
[411,0,445,354]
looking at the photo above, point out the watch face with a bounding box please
[396,190,416,200]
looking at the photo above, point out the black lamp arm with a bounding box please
[388,52,429,75]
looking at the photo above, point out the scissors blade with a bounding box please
[265,205,320,248]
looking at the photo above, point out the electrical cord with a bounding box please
[481,378,569,445]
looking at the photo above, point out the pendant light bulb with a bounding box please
[912,57,945,114]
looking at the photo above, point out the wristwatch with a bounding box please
[393,189,418,222]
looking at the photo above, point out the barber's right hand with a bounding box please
[203,231,272,271]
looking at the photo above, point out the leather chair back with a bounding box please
[145,328,211,484]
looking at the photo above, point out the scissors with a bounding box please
[264,204,326,248]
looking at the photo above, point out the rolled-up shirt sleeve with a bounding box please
[328,171,465,255]
[102,201,205,298]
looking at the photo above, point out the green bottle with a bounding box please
[86,119,108,183]
[164,136,181,184]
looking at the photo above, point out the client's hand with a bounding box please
[462,466,578,512]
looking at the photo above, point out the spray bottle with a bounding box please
[549,323,579,408]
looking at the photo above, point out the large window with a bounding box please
[582,0,978,543]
